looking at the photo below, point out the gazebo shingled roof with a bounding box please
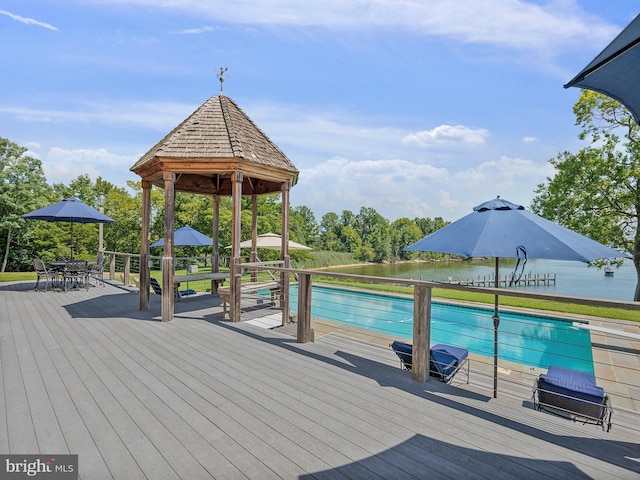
[130,94,298,195]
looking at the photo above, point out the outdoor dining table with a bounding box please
[48,260,89,291]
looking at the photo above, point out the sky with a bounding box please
[0,1,638,223]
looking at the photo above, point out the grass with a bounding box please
[0,272,36,282]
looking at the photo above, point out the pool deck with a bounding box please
[2,280,640,479]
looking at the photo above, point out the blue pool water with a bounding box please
[284,285,594,374]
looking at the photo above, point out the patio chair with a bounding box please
[390,341,470,384]
[532,366,613,431]
[429,344,470,384]
[62,260,89,292]
[32,258,58,292]
[88,253,107,286]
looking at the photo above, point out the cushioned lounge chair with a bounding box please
[390,340,413,371]
[390,341,470,384]
[532,366,612,431]
[430,344,470,384]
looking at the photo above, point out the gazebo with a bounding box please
[130,92,299,322]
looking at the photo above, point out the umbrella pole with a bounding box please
[70,222,74,260]
[493,257,500,399]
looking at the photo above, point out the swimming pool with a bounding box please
[284,285,595,374]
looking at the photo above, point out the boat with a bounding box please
[604,266,614,276]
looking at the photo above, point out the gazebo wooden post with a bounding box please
[412,285,432,382]
[139,180,151,310]
[230,171,243,322]
[161,171,175,322]
[250,195,258,282]
[280,181,291,326]
[211,195,220,294]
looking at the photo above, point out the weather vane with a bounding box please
[216,67,229,93]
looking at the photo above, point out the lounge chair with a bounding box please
[430,344,470,384]
[149,277,192,299]
[532,366,612,431]
[390,341,470,384]
[149,277,162,295]
[390,340,413,371]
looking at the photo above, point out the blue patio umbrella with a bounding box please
[565,13,640,124]
[405,197,628,397]
[23,197,115,258]
[151,225,214,247]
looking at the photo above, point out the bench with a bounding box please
[173,272,229,299]
[218,281,281,318]
[532,366,612,431]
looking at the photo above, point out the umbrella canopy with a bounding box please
[23,197,114,224]
[23,197,115,258]
[234,232,312,251]
[405,197,627,263]
[151,225,214,247]
[405,197,628,398]
[565,13,640,124]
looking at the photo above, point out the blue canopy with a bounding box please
[23,197,114,259]
[565,14,640,124]
[405,197,628,263]
[23,197,114,224]
[151,225,214,247]
[405,197,628,400]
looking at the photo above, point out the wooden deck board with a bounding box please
[2,280,640,480]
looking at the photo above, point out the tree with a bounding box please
[390,218,423,261]
[531,90,639,300]
[355,207,390,262]
[319,212,343,251]
[0,138,50,272]
[290,205,318,247]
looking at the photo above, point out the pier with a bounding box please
[446,272,557,287]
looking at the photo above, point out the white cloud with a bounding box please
[170,26,218,34]
[523,136,538,143]
[84,0,618,53]
[402,125,489,148]
[294,156,450,218]
[0,100,195,131]
[0,9,58,30]
[455,156,553,190]
[38,146,140,185]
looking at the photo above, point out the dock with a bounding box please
[445,272,557,287]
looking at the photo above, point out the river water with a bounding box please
[326,258,638,302]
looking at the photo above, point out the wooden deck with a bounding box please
[2,280,640,480]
